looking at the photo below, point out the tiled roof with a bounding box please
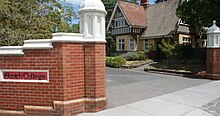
[140,0,181,38]
[118,1,147,27]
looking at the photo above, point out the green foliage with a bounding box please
[101,0,116,26]
[71,24,79,33]
[106,56,126,68]
[106,31,116,56]
[159,38,194,59]
[0,0,77,46]
[159,38,183,59]
[144,44,153,53]
[144,44,153,58]
[159,38,177,59]
[122,51,146,61]
[176,0,220,38]
[149,59,205,73]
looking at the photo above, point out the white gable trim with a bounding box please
[107,2,119,30]
[107,2,131,31]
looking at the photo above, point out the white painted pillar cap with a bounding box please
[79,0,107,14]
[207,20,220,34]
[207,20,220,48]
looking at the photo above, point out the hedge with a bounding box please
[122,51,146,61]
[106,56,126,68]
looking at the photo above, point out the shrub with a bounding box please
[122,51,146,61]
[144,44,153,58]
[106,56,126,68]
[159,38,193,59]
[159,38,176,59]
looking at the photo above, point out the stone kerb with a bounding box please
[206,21,220,80]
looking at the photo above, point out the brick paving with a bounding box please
[202,97,220,116]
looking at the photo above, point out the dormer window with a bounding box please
[114,19,128,28]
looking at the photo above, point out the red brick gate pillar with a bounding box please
[206,21,220,80]
[79,0,108,112]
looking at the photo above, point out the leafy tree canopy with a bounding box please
[176,0,220,38]
[0,0,78,46]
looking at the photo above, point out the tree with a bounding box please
[159,38,177,59]
[159,38,186,59]
[176,0,220,39]
[101,0,116,27]
[71,24,79,33]
[0,0,77,46]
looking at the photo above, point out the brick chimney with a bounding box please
[141,0,150,9]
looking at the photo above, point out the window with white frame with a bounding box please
[129,39,135,51]
[118,39,125,51]
[183,37,192,46]
[143,39,148,50]
[115,19,127,28]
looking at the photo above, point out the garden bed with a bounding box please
[121,59,153,69]
[144,60,207,78]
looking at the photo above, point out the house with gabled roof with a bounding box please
[107,0,206,58]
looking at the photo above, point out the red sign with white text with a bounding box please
[2,71,48,81]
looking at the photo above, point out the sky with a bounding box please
[69,0,155,24]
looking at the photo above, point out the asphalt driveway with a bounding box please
[106,67,211,108]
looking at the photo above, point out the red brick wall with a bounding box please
[84,43,106,98]
[0,42,107,115]
[84,43,107,112]
[0,43,64,111]
[206,48,220,80]
[61,43,85,101]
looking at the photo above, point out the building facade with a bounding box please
[107,0,206,58]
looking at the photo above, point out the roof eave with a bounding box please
[130,25,147,28]
[140,34,174,39]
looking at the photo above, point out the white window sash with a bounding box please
[118,39,125,51]
[129,39,135,51]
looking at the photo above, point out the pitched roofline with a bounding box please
[107,2,118,31]
[107,1,132,31]
[117,1,132,27]
[172,19,181,34]
[118,1,147,27]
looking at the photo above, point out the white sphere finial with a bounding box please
[213,20,216,25]
[208,20,220,33]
